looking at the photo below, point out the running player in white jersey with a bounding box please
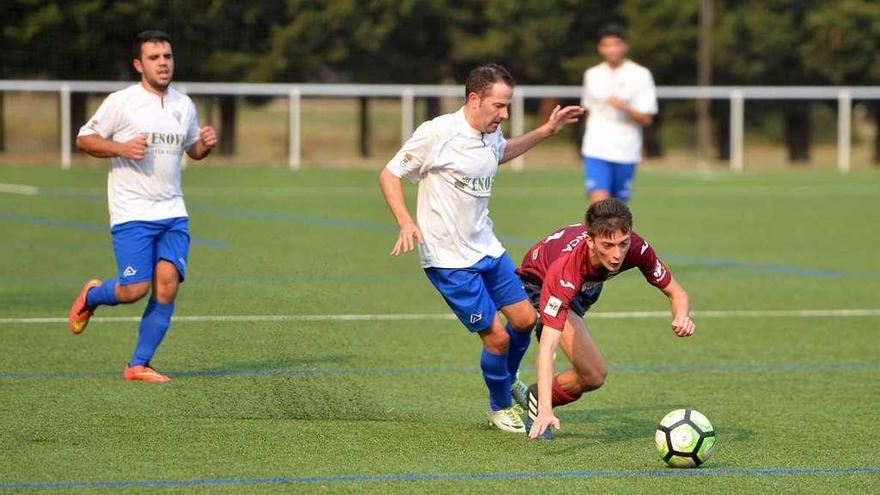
[581,24,657,204]
[67,31,217,383]
[379,64,584,433]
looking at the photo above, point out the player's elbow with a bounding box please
[75,136,89,153]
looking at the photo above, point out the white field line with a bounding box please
[0,183,39,195]
[2,308,880,325]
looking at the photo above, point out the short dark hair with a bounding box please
[464,63,515,99]
[133,30,172,60]
[597,23,626,42]
[585,198,633,238]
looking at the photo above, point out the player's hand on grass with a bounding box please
[672,315,695,337]
[119,135,148,160]
[529,411,560,439]
[543,105,585,135]
[199,126,218,149]
[391,222,424,256]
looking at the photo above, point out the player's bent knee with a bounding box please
[510,310,537,332]
[117,282,150,303]
[153,280,179,303]
[480,328,510,355]
[578,367,607,391]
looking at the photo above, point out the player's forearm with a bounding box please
[663,279,690,320]
[536,327,562,414]
[76,135,121,158]
[622,106,653,127]
[187,142,211,160]
[501,126,552,163]
[379,168,416,228]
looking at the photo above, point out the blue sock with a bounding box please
[85,279,119,309]
[505,322,532,378]
[129,299,174,367]
[481,348,511,411]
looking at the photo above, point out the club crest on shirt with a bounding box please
[172,110,182,123]
[653,260,666,281]
[543,296,562,318]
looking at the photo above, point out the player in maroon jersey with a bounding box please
[514,198,695,440]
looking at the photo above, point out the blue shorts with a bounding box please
[584,156,638,201]
[111,217,190,286]
[424,253,528,332]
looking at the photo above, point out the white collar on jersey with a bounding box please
[455,107,486,138]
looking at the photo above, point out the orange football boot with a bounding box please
[68,279,102,335]
[122,365,171,383]
[123,365,172,383]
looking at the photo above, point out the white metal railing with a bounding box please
[2,80,879,172]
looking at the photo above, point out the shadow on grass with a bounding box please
[548,405,755,455]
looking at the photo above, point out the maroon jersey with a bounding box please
[516,224,672,330]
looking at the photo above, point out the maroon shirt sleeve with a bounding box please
[629,233,672,289]
[537,240,587,331]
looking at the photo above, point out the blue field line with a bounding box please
[661,254,843,278]
[188,204,398,233]
[1,362,876,381]
[188,204,848,279]
[2,184,851,277]
[0,212,230,248]
[2,467,878,490]
[497,235,845,278]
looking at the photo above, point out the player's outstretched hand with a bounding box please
[544,105,585,135]
[391,222,424,256]
[528,411,560,439]
[672,315,695,337]
[119,135,148,160]
[199,126,218,149]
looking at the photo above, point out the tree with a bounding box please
[714,0,823,163]
[801,0,880,164]
[621,0,700,158]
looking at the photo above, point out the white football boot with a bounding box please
[487,404,526,433]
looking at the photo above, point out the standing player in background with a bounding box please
[379,64,584,433]
[581,24,657,204]
[515,199,695,439]
[68,30,217,383]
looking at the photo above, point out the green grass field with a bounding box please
[1,164,879,494]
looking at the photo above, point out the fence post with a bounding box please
[60,84,72,169]
[729,89,744,173]
[401,88,414,143]
[289,87,301,170]
[510,88,525,172]
[837,90,851,173]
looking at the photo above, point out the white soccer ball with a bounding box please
[655,408,716,467]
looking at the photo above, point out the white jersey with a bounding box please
[385,108,507,269]
[78,83,200,226]
[580,60,657,164]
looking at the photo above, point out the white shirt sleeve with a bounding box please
[581,69,601,112]
[184,99,201,149]
[494,129,507,163]
[78,94,121,139]
[632,70,658,115]
[385,120,437,183]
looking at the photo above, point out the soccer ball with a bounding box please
[655,408,715,467]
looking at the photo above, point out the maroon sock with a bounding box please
[551,376,582,407]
